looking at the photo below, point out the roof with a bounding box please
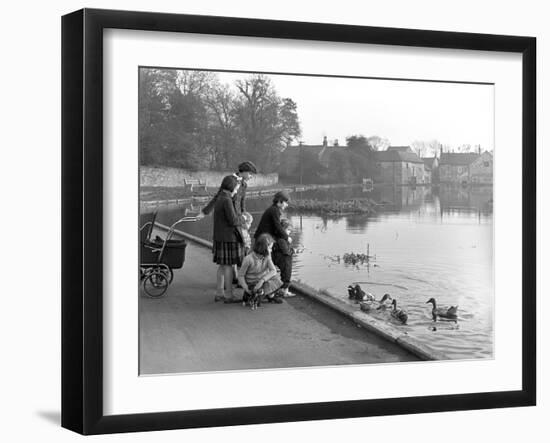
[319,146,345,164]
[387,146,413,152]
[282,144,350,166]
[422,157,435,169]
[374,150,424,164]
[440,152,480,166]
[280,145,324,160]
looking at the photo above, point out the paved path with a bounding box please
[139,242,418,375]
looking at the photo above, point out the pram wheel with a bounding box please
[143,271,169,298]
[160,267,174,284]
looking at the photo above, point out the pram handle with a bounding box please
[143,215,199,263]
[160,216,199,250]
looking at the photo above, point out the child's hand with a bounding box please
[253,280,264,292]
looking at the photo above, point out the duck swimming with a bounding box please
[360,293,393,312]
[390,299,408,324]
[426,297,458,322]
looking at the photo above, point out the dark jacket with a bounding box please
[254,204,288,242]
[202,175,247,216]
[213,190,242,243]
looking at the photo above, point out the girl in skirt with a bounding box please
[212,175,244,303]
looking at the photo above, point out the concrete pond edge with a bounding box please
[289,281,448,361]
[157,224,448,362]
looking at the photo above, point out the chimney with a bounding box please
[478,145,481,154]
[322,136,328,148]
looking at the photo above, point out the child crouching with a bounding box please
[237,233,284,305]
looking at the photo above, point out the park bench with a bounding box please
[184,178,208,192]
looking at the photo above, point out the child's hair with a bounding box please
[253,233,274,257]
[272,190,290,205]
[281,218,291,230]
[242,211,253,226]
[220,175,239,192]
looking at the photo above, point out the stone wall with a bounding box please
[140,166,279,188]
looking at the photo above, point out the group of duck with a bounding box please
[347,284,459,325]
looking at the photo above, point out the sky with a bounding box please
[216,70,494,150]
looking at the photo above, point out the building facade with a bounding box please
[470,151,494,184]
[374,146,426,185]
[439,152,480,184]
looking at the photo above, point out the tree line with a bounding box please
[285,135,382,184]
[139,69,301,173]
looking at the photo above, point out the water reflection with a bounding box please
[142,184,493,360]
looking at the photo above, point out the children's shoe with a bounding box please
[267,295,283,304]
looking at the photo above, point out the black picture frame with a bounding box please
[61,8,536,435]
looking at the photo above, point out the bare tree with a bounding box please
[366,135,390,151]
[411,139,441,158]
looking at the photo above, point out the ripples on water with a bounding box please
[150,185,494,360]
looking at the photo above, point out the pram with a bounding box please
[139,211,198,297]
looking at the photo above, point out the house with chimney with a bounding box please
[373,146,426,185]
[278,136,346,182]
[439,150,484,184]
[470,151,493,184]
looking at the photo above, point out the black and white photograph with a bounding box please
[138,67,494,374]
[2,0,545,440]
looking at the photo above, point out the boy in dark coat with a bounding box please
[254,191,295,297]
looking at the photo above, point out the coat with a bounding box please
[253,204,288,241]
[212,190,242,243]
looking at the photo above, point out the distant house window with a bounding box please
[483,161,490,167]
[406,163,409,169]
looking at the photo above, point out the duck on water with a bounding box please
[359,293,393,312]
[426,297,458,322]
[390,299,409,324]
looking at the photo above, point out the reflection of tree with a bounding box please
[345,214,369,232]
[298,186,364,202]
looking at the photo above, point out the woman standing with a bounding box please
[197,161,257,286]
[212,175,244,303]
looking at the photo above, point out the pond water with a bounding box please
[145,185,494,360]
